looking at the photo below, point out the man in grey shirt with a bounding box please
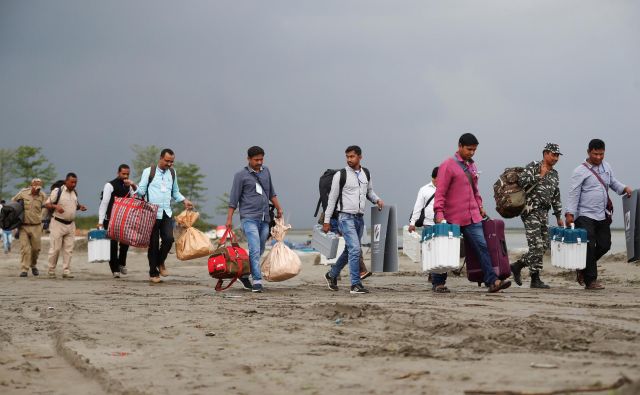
[323,145,384,294]
[566,139,632,290]
[226,146,283,293]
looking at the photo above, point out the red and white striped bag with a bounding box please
[107,197,158,248]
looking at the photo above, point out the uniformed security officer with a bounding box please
[12,178,47,277]
[511,143,564,289]
[45,173,87,278]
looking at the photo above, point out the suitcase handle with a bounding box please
[500,240,508,257]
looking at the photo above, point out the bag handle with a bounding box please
[214,246,245,292]
[218,228,238,246]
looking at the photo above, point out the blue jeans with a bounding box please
[3,230,11,253]
[329,217,340,234]
[241,218,270,284]
[461,222,498,286]
[330,213,364,286]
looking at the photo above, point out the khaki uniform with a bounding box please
[12,189,47,272]
[45,187,79,273]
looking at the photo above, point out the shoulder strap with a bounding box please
[582,162,608,190]
[453,157,476,191]
[337,168,347,212]
[170,168,176,196]
[148,165,176,199]
[423,192,436,210]
[148,165,156,185]
[54,187,63,204]
[362,167,370,182]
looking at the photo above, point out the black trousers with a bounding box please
[147,212,174,277]
[574,216,611,285]
[104,220,129,273]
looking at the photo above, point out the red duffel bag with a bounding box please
[107,197,158,248]
[208,229,250,291]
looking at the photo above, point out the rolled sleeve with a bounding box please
[433,160,451,221]
[136,168,150,198]
[565,169,583,215]
[609,167,626,195]
[98,183,112,224]
[323,172,341,223]
[171,173,185,203]
[366,178,380,204]
[228,173,242,209]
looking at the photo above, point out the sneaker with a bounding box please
[150,276,162,284]
[19,272,28,277]
[159,264,168,277]
[113,272,121,278]
[31,268,39,276]
[62,271,74,279]
[350,283,370,294]
[239,277,252,290]
[119,266,127,275]
[325,272,338,291]
[48,271,56,278]
[252,283,263,293]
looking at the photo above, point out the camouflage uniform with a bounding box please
[514,160,562,274]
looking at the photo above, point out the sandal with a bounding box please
[433,284,451,293]
[488,279,511,293]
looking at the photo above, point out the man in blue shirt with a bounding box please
[226,146,283,293]
[566,139,632,290]
[137,148,193,283]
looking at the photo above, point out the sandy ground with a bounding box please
[1,238,640,395]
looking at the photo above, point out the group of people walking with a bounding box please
[5,134,633,295]
[407,134,632,293]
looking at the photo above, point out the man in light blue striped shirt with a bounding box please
[565,139,632,290]
[137,148,193,283]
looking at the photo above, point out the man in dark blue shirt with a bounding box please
[226,146,283,293]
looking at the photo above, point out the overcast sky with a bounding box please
[1,0,638,228]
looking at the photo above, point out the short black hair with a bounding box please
[118,164,130,172]
[345,145,362,155]
[588,139,605,151]
[458,133,479,146]
[247,146,265,158]
[431,166,439,179]
[160,148,175,158]
[66,172,77,179]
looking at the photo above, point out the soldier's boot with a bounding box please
[530,272,550,289]
[510,261,525,286]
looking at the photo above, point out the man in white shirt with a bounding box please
[98,164,137,278]
[408,166,438,233]
[408,167,449,292]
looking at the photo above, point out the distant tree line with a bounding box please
[0,145,228,230]
[0,146,56,200]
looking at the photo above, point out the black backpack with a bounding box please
[0,200,24,231]
[314,167,370,220]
